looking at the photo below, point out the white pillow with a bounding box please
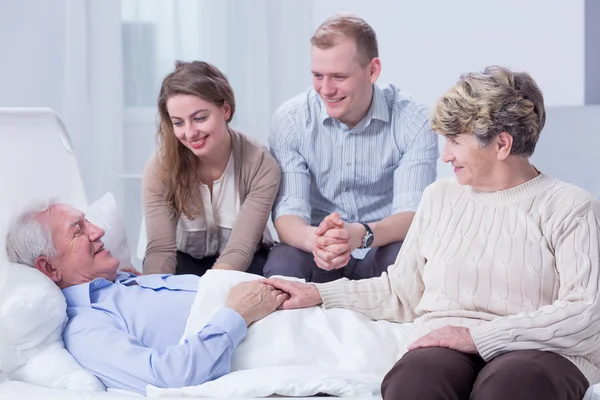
[0,263,104,390]
[0,192,132,390]
[86,192,132,270]
[180,270,415,389]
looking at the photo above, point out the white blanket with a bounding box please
[145,270,599,399]
[146,270,415,397]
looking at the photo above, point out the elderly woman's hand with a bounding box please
[408,326,478,354]
[262,278,323,310]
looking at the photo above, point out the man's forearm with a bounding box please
[64,308,247,395]
[274,215,317,253]
[362,212,415,248]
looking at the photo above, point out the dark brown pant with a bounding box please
[262,241,402,283]
[381,347,588,400]
[174,248,268,277]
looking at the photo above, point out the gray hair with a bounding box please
[431,65,546,157]
[5,199,59,266]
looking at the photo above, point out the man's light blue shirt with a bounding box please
[62,272,246,395]
[269,84,438,226]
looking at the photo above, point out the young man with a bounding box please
[264,14,438,283]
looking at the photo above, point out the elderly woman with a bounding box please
[265,66,600,399]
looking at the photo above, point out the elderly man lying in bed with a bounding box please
[4,201,289,395]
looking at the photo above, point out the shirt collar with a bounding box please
[370,84,390,123]
[318,84,390,126]
[62,271,135,308]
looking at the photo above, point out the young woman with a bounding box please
[142,61,280,276]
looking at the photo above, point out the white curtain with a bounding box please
[120,0,315,263]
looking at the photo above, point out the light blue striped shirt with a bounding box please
[62,272,246,395]
[269,84,438,226]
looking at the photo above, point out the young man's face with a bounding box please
[311,38,379,128]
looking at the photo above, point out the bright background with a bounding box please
[0,0,598,265]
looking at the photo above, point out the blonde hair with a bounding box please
[311,14,378,66]
[156,60,235,219]
[431,65,546,157]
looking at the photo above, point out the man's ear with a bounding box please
[33,256,61,283]
[368,57,381,84]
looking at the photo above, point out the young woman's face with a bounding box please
[166,94,231,158]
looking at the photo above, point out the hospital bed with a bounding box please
[0,107,598,400]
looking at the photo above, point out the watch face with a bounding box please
[365,233,374,248]
[363,232,374,248]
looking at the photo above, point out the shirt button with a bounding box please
[345,187,350,192]
[346,162,351,166]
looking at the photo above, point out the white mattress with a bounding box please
[1,380,599,399]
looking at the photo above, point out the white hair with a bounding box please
[5,199,60,266]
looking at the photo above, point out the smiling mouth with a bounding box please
[93,246,105,256]
[189,136,208,145]
[325,97,345,103]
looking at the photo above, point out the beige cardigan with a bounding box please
[141,129,281,274]
[317,174,600,384]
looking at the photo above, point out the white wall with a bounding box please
[311,0,585,108]
[308,0,585,179]
[0,0,124,206]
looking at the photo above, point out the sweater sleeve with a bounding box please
[141,154,178,274]
[216,148,281,270]
[470,199,600,361]
[315,184,432,322]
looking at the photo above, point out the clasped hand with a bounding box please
[312,212,363,271]
[225,281,290,326]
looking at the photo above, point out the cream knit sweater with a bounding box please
[317,174,600,384]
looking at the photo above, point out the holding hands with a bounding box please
[261,278,323,310]
[226,281,290,326]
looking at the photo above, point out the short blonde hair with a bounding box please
[431,65,546,157]
[311,14,378,67]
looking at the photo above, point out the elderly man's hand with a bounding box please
[407,326,478,354]
[262,278,322,310]
[225,281,289,326]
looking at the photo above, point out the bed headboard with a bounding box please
[0,108,88,264]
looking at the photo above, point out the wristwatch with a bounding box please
[359,222,374,249]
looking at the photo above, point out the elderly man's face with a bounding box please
[35,204,120,288]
